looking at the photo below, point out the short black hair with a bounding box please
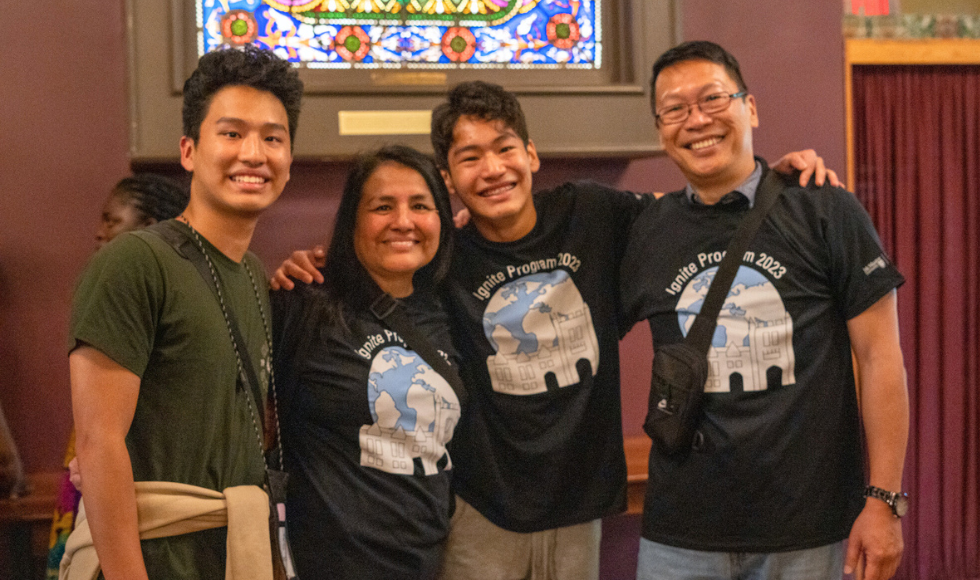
[307,145,455,329]
[650,41,748,113]
[431,81,530,169]
[112,174,189,223]
[182,45,303,147]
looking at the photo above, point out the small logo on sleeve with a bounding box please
[863,256,888,276]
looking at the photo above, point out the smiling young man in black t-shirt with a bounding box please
[430,83,647,580]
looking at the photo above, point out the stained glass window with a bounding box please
[196,0,601,69]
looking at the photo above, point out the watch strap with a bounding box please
[864,485,909,517]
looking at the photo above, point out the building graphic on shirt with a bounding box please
[483,269,599,395]
[359,346,460,476]
[675,265,796,392]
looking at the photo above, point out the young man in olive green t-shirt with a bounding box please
[66,46,302,580]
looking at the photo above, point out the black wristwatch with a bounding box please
[864,485,909,518]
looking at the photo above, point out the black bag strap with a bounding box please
[685,170,785,354]
[369,292,467,408]
[144,221,267,429]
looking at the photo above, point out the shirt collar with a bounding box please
[685,161,763,208]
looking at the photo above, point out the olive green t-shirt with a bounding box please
[69,220,269,579]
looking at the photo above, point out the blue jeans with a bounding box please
[636,538,845,580]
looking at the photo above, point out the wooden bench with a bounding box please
[625,435,651,514]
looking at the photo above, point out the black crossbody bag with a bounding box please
[645,171,783,457]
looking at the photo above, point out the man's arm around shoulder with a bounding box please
[70,346,149,580]
[844,290,909,580]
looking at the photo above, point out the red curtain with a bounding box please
[853,65,980,580]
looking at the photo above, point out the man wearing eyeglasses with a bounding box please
[621,41,909,580]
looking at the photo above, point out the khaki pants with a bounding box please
[440,496,601,580]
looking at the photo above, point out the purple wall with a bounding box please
[0,0,844,481]
[0,1,130,473]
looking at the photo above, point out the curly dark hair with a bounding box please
[112,174,189,223]
[430,81,530,169]
[182,45,303,147]
[304,145,455,330]
[650,41,748,114]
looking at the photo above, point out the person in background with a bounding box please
[46,173,187,580]
[271,145,462,579]
[95,174,190,248]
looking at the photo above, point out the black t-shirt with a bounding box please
[272,287,461,580]
[447,181,650,532]
[621,169,905,551]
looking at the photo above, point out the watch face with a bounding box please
[895,494,910,517]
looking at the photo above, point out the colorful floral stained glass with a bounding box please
[196,0,601,69]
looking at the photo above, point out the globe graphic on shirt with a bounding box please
[359,346,460,476]
[483,269,599,395]
[675,265,796,393]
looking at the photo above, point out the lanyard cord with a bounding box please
[181,219,284,473]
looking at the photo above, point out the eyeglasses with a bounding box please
[655,91,748,125]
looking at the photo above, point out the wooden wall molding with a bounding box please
[847,38,980,64]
